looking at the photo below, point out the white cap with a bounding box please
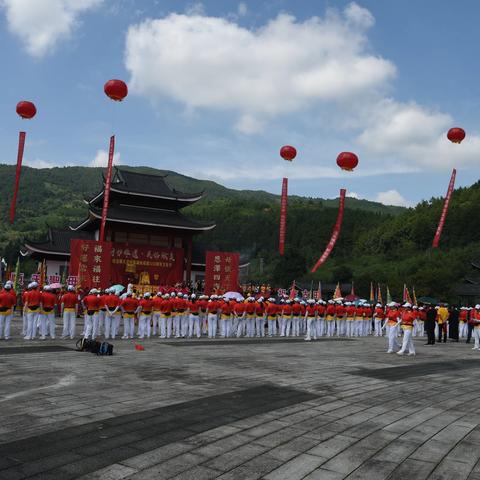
[67,285,75,291]
[376,303,381,307]
[89,288,97,294]
[268,297,276,302]
[475,305,480,309]
[156,291,162,296]
[403,303,411,308]
[31,282,38,288]
[191,294,196,299]
[4,284,12,290]
[144,292,151,298]
[307,299,315,303]
[43,285,51,291]
[170,292,176,297]
[183,294,188,298]
[328,300,334,304]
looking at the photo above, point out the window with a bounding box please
[114,231,127,243]
[128,232,149,245]
[150,235,169,247]
[174,237,183,248]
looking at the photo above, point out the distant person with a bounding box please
[448,306,459,342]
[437,304,449,343]
[424,305,436,345]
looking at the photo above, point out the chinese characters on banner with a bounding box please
[110,243,184,285]
[9,272,24,285]
[67,276,78,286]
[48,275,60,284]
[69,240,112,289]
[204,251,240,295]
[310,189,346,273]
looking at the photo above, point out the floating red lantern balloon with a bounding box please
[280,145,297,162]
[16,101,36,119]
[104,79,128,101]
[447,127,465,144]
[336,152,358,171]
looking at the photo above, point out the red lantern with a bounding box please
[447,127,465,144]
[16,101,36,119]
[280,145,297,162]
[104,79,128,101]
[336,152,358,171]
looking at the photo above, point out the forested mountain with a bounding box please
[0,163,477,301]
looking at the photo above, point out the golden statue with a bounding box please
[139,270,151,285]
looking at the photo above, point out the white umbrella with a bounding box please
[223,291,244,301]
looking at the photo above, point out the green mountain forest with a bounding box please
[0,164,477,301]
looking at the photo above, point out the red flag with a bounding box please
[333,282,342,299]
[99,135,115,242]
[10,131,26,223]
[279,177,288,255]
[432,168,456,248]
[377,284,383,304]
[311,189,346,272]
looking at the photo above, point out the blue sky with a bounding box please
[0,0,479,207]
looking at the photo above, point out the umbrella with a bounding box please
[223,291,244,301]
[110,284,125,295]
[49,282,62,289]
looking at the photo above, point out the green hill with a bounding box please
[0,163,477,301]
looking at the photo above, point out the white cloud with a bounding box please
[89,149,121,168]
[237,2,247,17]
[347,191,360,199]
[125,4,395,133]
[235,114,265,134]
[1,0,103,57]
[375,189,409,207]
[23,158,59,169]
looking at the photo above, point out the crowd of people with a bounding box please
[0,281,479,355]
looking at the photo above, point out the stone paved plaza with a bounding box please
[1,317,480,479]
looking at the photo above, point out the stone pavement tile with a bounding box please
[373,439,418,463]
[431,422,475,444]
[320,445,377,475]
[192,433,254,457]
[410,439,463,464]
[303,468,346,479]
[343,459,398,479]
[280,434,322,454]
[263,453,328,480]
[263,444,303,462]
[428,460,474,480]
[383,408,443,434]
[242,420,289,438]
[388,459,436,480]
[303,427,338,442]
[120,442,194,469]
[77,463,139,480]
[203,443,269,472]
[254,426,306,447]
[445,440,480,466]
[214,452,283,480]
[308,434,359,458]
[463,429,480,446]
[170,465,222,480]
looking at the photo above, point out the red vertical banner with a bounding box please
[70,240,112,289]
[310,189,346,272]
[279,177,288,255]
[204,251,240,295]
[99,135,115,242]
[432,168,456,248]
[9,131,26,224]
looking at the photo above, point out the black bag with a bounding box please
[97,341,113,356]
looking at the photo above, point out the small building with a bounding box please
[454,258,480,306]
[22,168,217,288]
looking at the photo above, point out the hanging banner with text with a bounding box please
[69,240,112,289]
[110,243,184,286]
[205,251,240,295]
[279,177,288,255]
[432,168,456,248]
[311,189,346,272]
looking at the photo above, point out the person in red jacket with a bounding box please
[280,300,292,337]
[305,299,317,341]
[255,298,266,337]
[234,297,246,337]
[97,290,107,337]
[316,300,326,337]
[265,298,278,337]
[83,288,100,339]
[207,295,219,338]
[384,304,401,353]
[61,285,79,339]
[40,285,57,340]
[121,292,139,339]
[459,307,469,339]
[397,303,416,355]
[0,283,16,340]
[24,282,42,340]
[345,302,355,337]
[197,295,209,335]
[188,294,201,338]
[160,294,174,338]
[151,292,164,337]
[104,289,121,339]
[290,299,303,337]
[335,301,346,337]
[244,297,256,337]
[138,292,153,339]
[325,301,336,337]
[21,284,30,336]
[373,303,385,337]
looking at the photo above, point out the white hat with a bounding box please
[170,292,176,297]
[376,303,381,307]
[268,297,276,302]
[89,288,97,294]
[413,306,418,309]
[307,299,315,304]
[403,303,411,308]
[475,305,480,310]
[328,300,334,304]
[183,294,188,298]
[68,285,75,291]
[163,294,170,299]
[43,285,51,291]
[144,292,151,298]
[294,297,300,302]
[31,282,38,288]
[156,291,162,296]
[191,294,196,299]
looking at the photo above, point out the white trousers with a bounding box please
[25,311,40,339]
[245,318,255,337]
[220,318,232,338]
[306,318,317,340]
[104,313,114,339]
[387,325,400,352]
[267,319,277,336]
[256,317,265,337]
[326,320,335,337]
[98,310,106,336]
[459,322,468,339]
[374,319,383,336]
[345,320,354,337]
[189,314,201,338]
[208,313,217,338]
[290,317,300,337]
[399,328,415,354]
[22,311,27,336]
[123,317,135,338]
[279,316,286,336]
[474,328,480,349]
[62,311,77,338]
[0,314,12,339]
[138,314,151,338]
[336,319,345,336]
[152,312,161,336]
[236,318,245,337]
[316,318,325,337]
[40,312,55,338]
[84,313,99,339]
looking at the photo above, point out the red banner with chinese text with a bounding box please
[10,131,26,224]
[110,243,184,286]
[432,168,456,248]
[310,189,346,272]
[99,135,115,242]
[205,251,240,295]
[69,240,112,289]
[279,177,288,255]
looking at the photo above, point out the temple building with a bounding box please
[22,168,217,289]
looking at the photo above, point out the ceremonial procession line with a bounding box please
[2,281,477,356]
